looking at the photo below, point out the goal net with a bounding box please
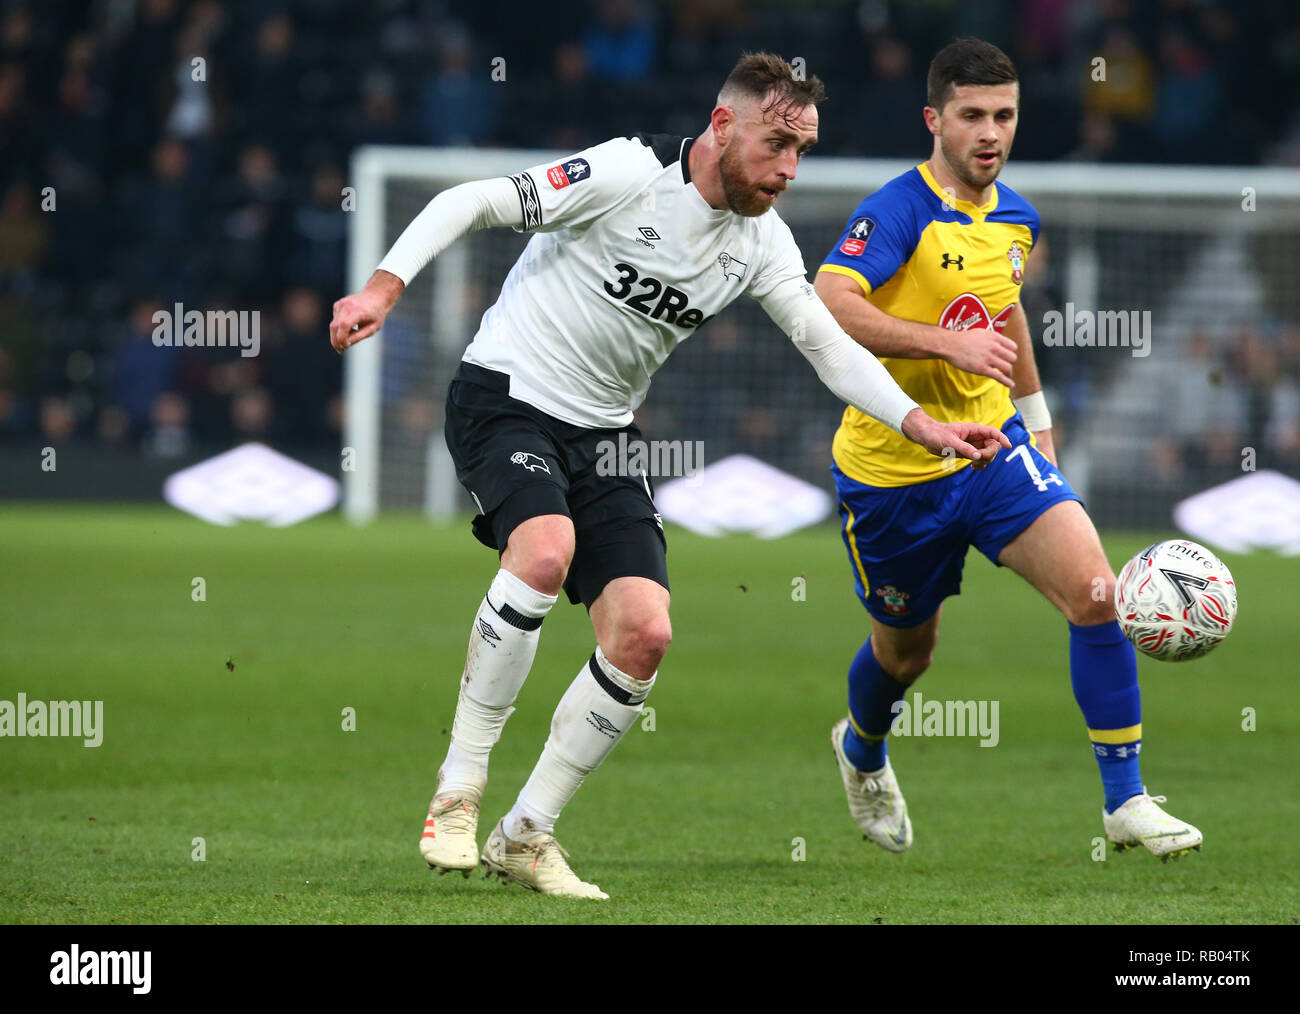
[345,146,1300,529]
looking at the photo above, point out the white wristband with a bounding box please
[1012,390,1052,431]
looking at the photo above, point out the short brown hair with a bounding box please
[718,52,826,125]
[926,38,1018,111]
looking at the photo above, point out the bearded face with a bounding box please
[719,141,784,217]
[713,95,816,217]
[937,127,1007,192]
[930,82,1018,196]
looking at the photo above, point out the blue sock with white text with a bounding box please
[843,637,908,772]
[1069,620,1144,813]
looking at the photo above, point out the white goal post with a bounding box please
[345,145,1300,528]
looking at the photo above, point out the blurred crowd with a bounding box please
[1149,329,1300,482]
[0,0,1297,462]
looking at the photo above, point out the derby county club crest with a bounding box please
[1007,241,1025,286]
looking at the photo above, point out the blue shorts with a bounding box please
[833,413,1082,628]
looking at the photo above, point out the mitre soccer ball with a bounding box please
[1114,539,1237,661]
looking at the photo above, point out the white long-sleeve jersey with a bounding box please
[377,133,919,432]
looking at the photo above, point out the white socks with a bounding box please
[504,646,655,840]
[438,569,557,797]
[438,571,660,841]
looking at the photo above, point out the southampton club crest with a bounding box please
[874,584,911,617]
[1007,241,1025,286]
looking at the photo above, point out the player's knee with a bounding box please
[517,552,570,596]
[889,650,933,682]
[613,614,672,677]
[504,520,575,595]
[875,642,934,682]
[1062,572,1117,626]
[508,543,573,596]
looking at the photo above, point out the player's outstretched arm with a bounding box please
[329,176,524,353]
[814,270,1017,386]
[761,277,1010,467]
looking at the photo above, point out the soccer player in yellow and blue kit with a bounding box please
[816,38,1202,861]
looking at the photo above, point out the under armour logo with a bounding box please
[941,253,964,270]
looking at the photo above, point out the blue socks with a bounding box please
[843,637,908,772]
[842,621,1144,815]
[1069,619,1143,813]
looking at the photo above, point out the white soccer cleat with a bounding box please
[830,718,912,853]
[480,819,609,900]
[419,787,482,877]
[1103,790,1203,862]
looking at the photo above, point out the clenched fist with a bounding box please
[329,270,405,353]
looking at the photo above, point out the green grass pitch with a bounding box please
[1,503,1296,924]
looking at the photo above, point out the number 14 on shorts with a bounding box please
[1007,444,1064,493]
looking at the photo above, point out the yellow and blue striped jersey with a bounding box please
[819,162,1039,487]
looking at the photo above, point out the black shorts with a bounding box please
[444,361,669,607]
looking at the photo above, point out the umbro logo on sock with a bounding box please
[586,712,620,738]
[477,618,501,646]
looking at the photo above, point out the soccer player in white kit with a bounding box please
[329,53,1010,899]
